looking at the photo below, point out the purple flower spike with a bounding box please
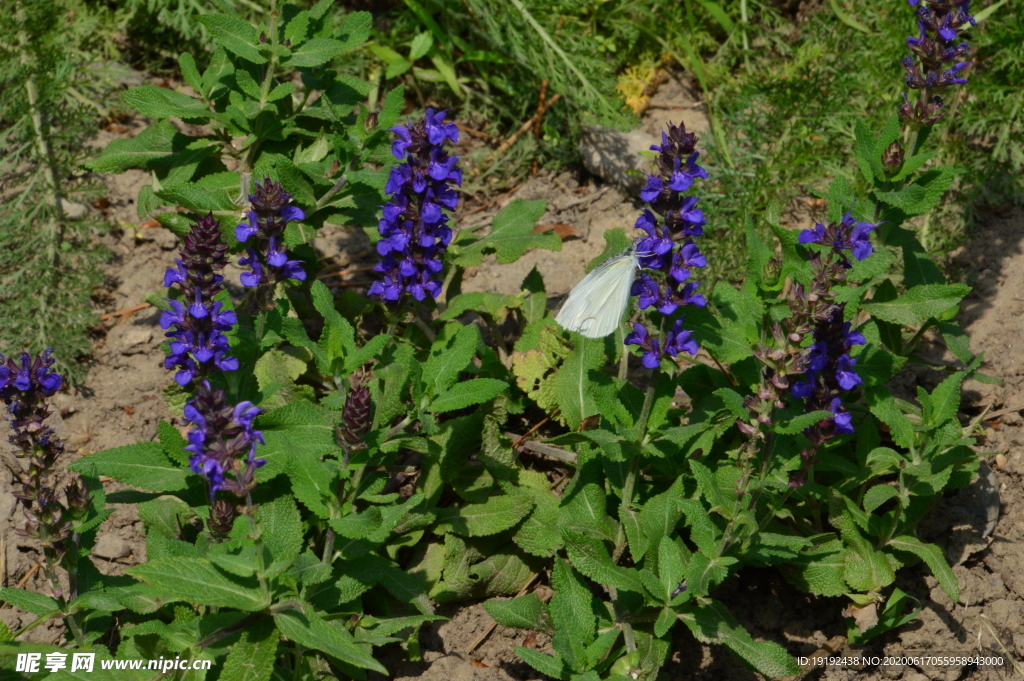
[185,382,265,500]
[162,213,236,387]
[372,109,461,304]
[623,121,708,365]
[799,212,878,265]
[235,178,307,309]
[899,0,974,125]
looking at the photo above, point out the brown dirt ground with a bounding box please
[2,73,1023,681]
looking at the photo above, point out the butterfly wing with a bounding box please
[555,251,638,338]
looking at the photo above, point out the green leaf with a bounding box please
[927,371,966,427]
[483,593,554,635]
[68,443,188,491]
[197,15,266,63]
[274,607,388,674]
[428,378,508,413]
[867,390,915,450]
[677,599,800,677]
[434,494,534,537]
[219,618,277,681]
[888,535,959,603]
[423,324,480,395]
[862,284,969,326]
[552,336,606,430]
[157,420,189,466]
[0,587,60,615]
[84,120,176,173]
[863,484,900,513]
[684,552,730,598]
[121,85,209,120]
[287,38,355,68]
[257,496,303,563]
[775,410,834,435]
[874,166,955,216]
[127,557,266,610]
[178,53,203,93]
[455,199,558,266]
[780,539,846,597]
[549,559,595,668]
[562,528,645,594]
[516,647,571,680]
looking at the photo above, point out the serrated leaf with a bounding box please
[455,200,558,266]
[867,391,915,450]
[428,378,507,413]
[274,607,387,674]
[552,336,606,430]
[862,284,970,326]
[423,324,479,394]
[84,120,177,173]
[68,443,188,491]
[197,14,266,63]
[257,497,303,563]
[516,647,570,680]
[219,618,277,681]
[874,166,955,216]
[927,371,966,427]
[287,38,354,68]
[0,587,60,615]
[434,494,534,536]
[562,529,644,594]
[483,593,553,635]
[122,85,209,120]
[780,539,846,597]
[888,535,959,603]
[863,484,900,513]
[775,410,834,435]
[127,558,266,610]
[677,599,800,677]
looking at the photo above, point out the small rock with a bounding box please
[109,326,154,356]
[995,452,1007,469]
[93,534,131,561]
[578,125,658,192]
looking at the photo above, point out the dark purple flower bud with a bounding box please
[340,385,372,444]
[882,140,905,175]
[64,476,91,521]
[207,499,237,537]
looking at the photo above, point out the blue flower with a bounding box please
[235,179,307,308]
[162,213,236,386]
[372,110,461,304]
[835,354,863,390]
[829,398,854,435]
[185,382,265,499]
[799,212,878,262]
[624,323,663,369]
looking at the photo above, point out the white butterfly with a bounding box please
[555,242,641,338]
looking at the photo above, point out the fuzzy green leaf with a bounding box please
[780,539,846,597]
[862,284,969,326]
[219,618,277,681]
[677,599,800,677]
[863,484,900,513]
[888,535,959,603]
[428,378,508,413]
[197,14,266,63]
[121,85,210,120]
[455,199,558,266]
[484,593,554,635]
[0,588,60,615]
[127,558,266,610]
[274,608,387,674]
[68,443,188,491]
[423,324,480,395]
[434,494,534,537]
[562,529,644,594]
[84,120,176,173]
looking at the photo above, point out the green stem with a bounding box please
[245,493,271,601]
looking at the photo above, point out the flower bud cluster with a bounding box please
[161,212,239,386]
[899,0,975,125]
[370,109,461,303]
[339,384,372,445]
[185,381,265,500]
[236,178,308,310]
[1,350,87,586]
[625,123,708,367]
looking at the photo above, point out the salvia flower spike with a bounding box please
[370,108,461,303]
[625,122,707,367]
[900,0,975,125]
[1,349,86,593]
[162,212,238,386]
[185,381,266,500]
[236,178,308,310]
